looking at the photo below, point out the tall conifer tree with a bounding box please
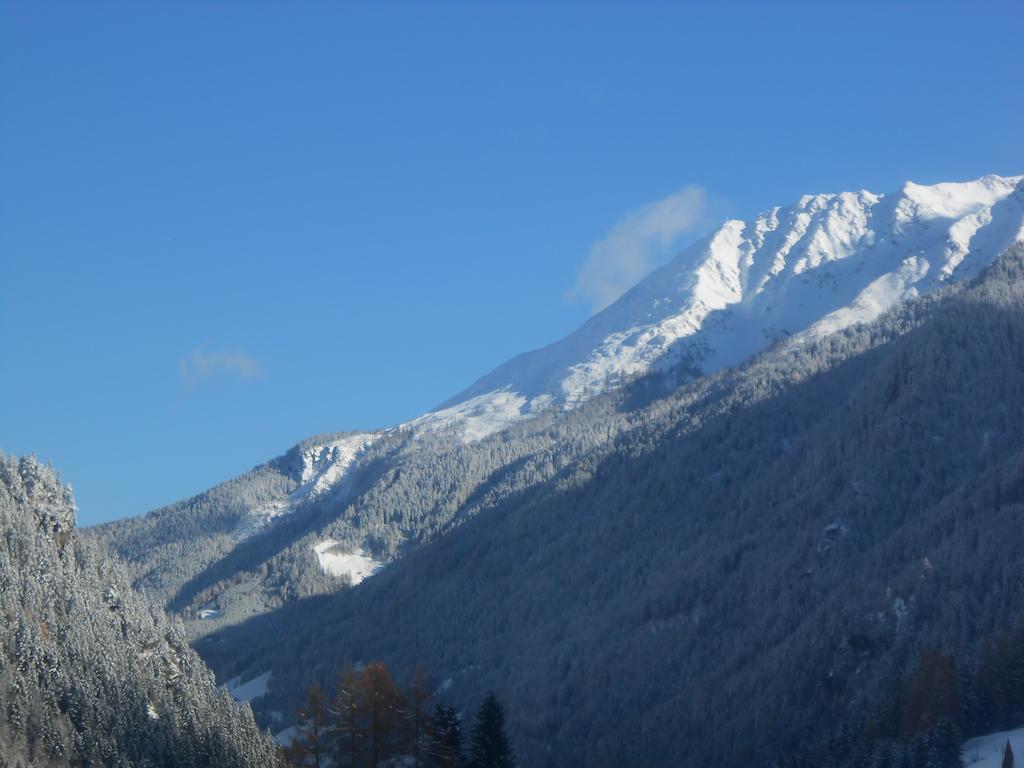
[468,692,515,768]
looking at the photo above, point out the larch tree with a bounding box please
[428,705,464,768]
[331,665,364,768]
[359,662,405,768]
[289,683,331,768]
[407,666,431,767]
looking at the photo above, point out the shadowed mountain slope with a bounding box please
[204,246,1024,767]
[93,175,1024,649]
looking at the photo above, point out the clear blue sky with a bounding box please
[2,1,1021,524]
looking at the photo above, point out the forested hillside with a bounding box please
[91,174,1024,650]
[91,373,636,642]
[0,455,280,766]
[199,246,1024,767]
[772,624,1024,768]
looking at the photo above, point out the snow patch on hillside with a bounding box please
[963,726,1024,768]
[405,389,532,442]
[232,501,290,540]
[796,255,930,342]
[313,540,383,585]
[224,671,271,703]
[274,726,298,747]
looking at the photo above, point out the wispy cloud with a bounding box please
[179,347,264,389]
[567,185,710,313]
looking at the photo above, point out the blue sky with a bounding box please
[2,1,1021,524]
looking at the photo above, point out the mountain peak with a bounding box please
[898,173,1022,220]
[420,174,1024,441]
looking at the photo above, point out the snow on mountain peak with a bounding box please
[416,174,1024,441]
[899,174,1022,221]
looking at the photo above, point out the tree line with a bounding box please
[284,661,514,768]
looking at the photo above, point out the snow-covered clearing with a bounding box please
[223,671,271,703]
[963,726,1024,768]
[273,726,298,747]
[313,540,383,585]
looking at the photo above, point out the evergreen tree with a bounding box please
[468,692,515,768]
[960,668,983,737]
[895,745,916,768]
[874,742,895,768]
[427,705,464,768]
[934,719,962,768]
[923,727,946,768]
[1003,741,1015,768]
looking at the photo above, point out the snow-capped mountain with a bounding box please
[94,173,1024,647]
[150,174,1024,545]
[204,241,1024,767]
[420,174,1024,439]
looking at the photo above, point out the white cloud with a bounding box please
[567,185,709,313]
[179,347,264,389]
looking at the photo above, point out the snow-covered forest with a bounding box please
[0,456,280,766]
